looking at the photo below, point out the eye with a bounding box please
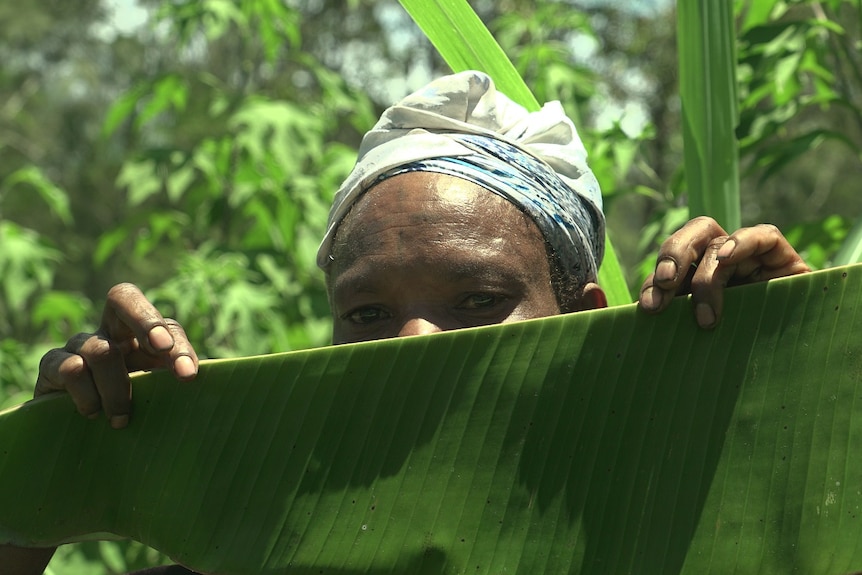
[458,293,501,310]
[343,306,391,325]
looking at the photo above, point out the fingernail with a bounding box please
[717,239,737,260]
[175,355,197,379]
[640,287,660,311]
[111,414,129,429]
[656,258,678,283]
[87,412,100,420]
[696,303,716,328]
[149,326,174,351]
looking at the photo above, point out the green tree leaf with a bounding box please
[1,166,72,225]
[2,265,860,574]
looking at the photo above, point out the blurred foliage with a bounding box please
[0,0,861,571]
[732,0,862,267]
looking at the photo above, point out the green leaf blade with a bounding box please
[834,214,862,265]
[678,0,741,231]
[398,0,539,112]
[3,266,862,573]
[683,265,862,573]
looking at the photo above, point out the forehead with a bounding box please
[327,170,551,285]
[332,171,539,252]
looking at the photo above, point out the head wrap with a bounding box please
[316,70,605,285]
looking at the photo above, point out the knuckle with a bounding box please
[37,351,92,398]
[707,235,730,250]
[164,318,194,348]
[754,223,780,235]
[695,216,729,240]
[106,283,149,311]
[107,282,140,300]
[39,349,88,384]
[78,336,120,366]
[688,215,722,234]
[57,354,88,380]
[39,347,67,371]
[690,215,717,226]
[165,319,189,339]
[692,268,732,295]
[64,332,94,353]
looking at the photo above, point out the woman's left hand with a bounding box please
[637,216,811,328]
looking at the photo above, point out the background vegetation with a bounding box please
[1,0,862,572]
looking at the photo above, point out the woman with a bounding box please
[5,71,809,574]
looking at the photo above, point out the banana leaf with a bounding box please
[398,0,631,306]
[2,264,861,574]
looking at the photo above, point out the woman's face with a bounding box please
[327,171,564,344]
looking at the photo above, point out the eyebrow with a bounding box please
[331,253,535,299]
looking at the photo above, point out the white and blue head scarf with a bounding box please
[316,71,605,286]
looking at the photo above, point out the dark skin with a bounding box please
[3,172,809,574]
[327,173,605,343]
[34,283,198,429]
[638,217,810,327]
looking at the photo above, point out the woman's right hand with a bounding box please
[34,283,199,429]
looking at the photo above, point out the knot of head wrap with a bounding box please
[316,70,605,286]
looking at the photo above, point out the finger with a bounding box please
[101,283,175,356]
[123,318,199,380]
[638,256,699,314]
[118,318,198,380]
[716,224,811,280]
[36,347,102,418]
[651,216,728,290]
[638,272,679,314]
[165,319,199,380]
[689,237,738,329]
[76,334,133,429]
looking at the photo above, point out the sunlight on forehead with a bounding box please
[329,171,543,269]
[435,178,483,205]
[425,175,535,238]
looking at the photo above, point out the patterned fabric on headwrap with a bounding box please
[316,70,605,286]
[374,134,604,284]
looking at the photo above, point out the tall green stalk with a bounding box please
[677,0,741,231]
